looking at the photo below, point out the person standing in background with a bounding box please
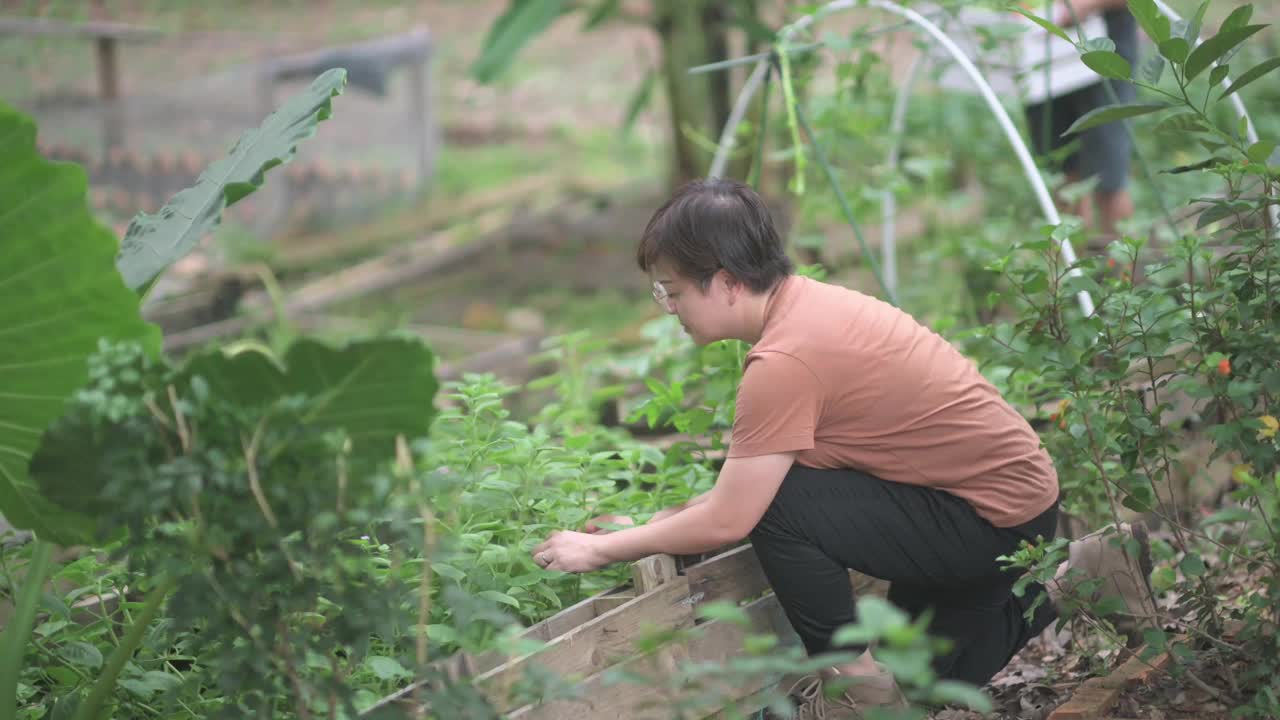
[1025,0,1140,239]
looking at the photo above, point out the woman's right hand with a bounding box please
[582,514,635,534]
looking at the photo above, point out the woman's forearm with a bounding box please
[648,491,712,523]
[601,500,741,562]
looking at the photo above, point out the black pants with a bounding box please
[748,465,1059,686]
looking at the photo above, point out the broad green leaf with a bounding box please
[1185,25,1267,81]
[425,624,459,644]
[1012,7,1072,44]
[1184,1,1210,44]
[1220,5,1254,35]
[1082,51,1131,80]
[115,69,346,292]
[930,681,993,713]
[57,641,103,670]
[1139,52,1165,84]
[1063,102,1171,136]
[0,102,159,542]
[1179,552,1206,577]
[854,596,907,633]
[1127,0,1169,43]
[1158,37,1189,63]
[180,337,438,462]
[477,590,521,609]
[1208,63,1231,87]
[696,601,750,626]
[1248,141,1276,164]
[1201,506,1254,527]
[1084,37,1116,54]
[433,563,466,581]
[1221,56,1280,98]
[119,671,181,698]
[1196,201,1242,229]
[365,655,411,681]
[471,0,566,84]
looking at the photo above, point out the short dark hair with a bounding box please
[636,178,792,293]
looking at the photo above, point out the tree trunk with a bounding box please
[655,0,715,188]
[651,1,780,189]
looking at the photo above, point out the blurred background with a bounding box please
[2,0,1276,384]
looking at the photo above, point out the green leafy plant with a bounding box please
[980,2,1280,713]
[27,337,439,718]
[1,69,352,720]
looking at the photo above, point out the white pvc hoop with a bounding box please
[874,2,1278,301]
[881,52,925,300]
[709,0,1280,317]
[709,0,1093,315]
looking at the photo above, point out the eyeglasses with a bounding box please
[652,280,674,309]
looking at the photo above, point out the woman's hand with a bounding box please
[532,531,612,573]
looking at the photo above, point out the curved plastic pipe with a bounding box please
[709,60,771,179]
[881,52,925,299]
[708,0,1095,314]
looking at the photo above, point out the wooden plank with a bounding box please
[164,191,588,352]
[592,596,633,615]
[1048,648,1172,720]
[684,544,771,608]
[684,545,888,610]
[675,594,800,719]
[478,578,698,713]
[0,16,161,41]
[274,173,555,269]
[509,594,797,720]
[472,587,633,674]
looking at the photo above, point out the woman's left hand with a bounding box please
[532,530,611,573]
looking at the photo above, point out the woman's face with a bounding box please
[651,268,735,346]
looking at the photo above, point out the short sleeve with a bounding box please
[728,352,824,459]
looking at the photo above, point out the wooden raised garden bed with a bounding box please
[367,543,887,718]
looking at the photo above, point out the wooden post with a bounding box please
[407,55,435,191]
[90,0,122,154]
[630,554,678,594]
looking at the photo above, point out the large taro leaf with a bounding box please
[180,336,439,462]
[471,0,566,83]
[116,68,347,293]
[0,101,160,543]
[31,337,438,534]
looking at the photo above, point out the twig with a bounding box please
[1182,665,1226,700]
[167,384,191,453]
[278,624,314,720]
[336,439,349,515]
[143,397,175,433]
[397,433,436,720]
[242,420,279,529]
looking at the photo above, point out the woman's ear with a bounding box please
[721,271,741,304]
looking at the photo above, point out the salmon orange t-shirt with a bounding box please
[727,275,1058,528]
